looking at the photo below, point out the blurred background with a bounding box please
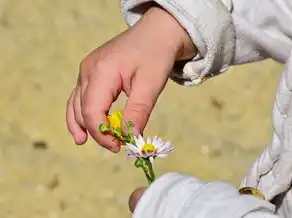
[0,0,283,217]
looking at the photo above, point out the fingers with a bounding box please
[73,87,86,128]
[81,71,122,152]
[123,69,168,134]
[68,66,168,151]
[66,89,88,145]
[128,187,147,213]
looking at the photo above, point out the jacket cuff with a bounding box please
[121,0,235,86]
[133,172,276,218]
[132,172,204,218]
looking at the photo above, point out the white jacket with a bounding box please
[121,0,292,217]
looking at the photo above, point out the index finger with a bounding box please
[81,71,122,152]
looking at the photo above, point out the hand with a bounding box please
[128,187,147,213]
[66,6,197,152]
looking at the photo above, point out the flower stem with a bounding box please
[141,158,156,184]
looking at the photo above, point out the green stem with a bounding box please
[147,160,156,182]
[142,167,153,184]
[141,158,156,185]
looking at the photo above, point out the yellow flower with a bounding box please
[107,110,123,130]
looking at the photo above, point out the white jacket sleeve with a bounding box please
[121,0,292,86]
[241,52,292,218]
[133,172,279,218]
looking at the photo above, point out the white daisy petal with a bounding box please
[147,136,151,144]
[159,140,166,148]
[159,146,175,154]
[157,141,171,153]
[133,136,139,145]
[125,146,143,158]
[157,153,168,158]
[126,153,140,158]
[124,134,174,160]
[135,134,145,149]
[152,136,158,146]
[149,156,155,164]
[139,134,146,143]
[126,143,141,154]
[156,136,161,143]
[153,137,162,148]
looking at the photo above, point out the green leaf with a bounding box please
[111,128,122,137]
[127,121,134,128]
[134,159,143,168]
[99,124,109,133]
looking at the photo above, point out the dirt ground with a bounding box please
[0,0,284,217]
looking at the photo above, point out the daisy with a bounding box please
[125,135,175,164]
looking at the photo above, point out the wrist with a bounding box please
[139,6,197,61]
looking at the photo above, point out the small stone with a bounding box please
[47,174,60,190]
[59,200,67,211]
[112,165,121,173]
[210,149,222,157]
[210,97,224,110]
[32,140,49,150]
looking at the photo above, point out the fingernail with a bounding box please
[74,138,83,146]
[109,146,120,153]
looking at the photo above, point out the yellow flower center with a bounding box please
[107,110,123,130]
[141,144,157,153]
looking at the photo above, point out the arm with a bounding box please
[122,0,292,86]
[132,173,279,218]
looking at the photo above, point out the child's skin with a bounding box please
[66,6,197,152]
[66,5,197,213]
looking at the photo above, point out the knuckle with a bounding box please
[66,97,71,106]
[131,102,151,114]
[66,95,72,107]
[79,55,110,80]
[79,56,96,76]
[74,115,85,128]
[78,60,89,83]
[81,107,96,133]
[81,106,91,123]
[96,138,108,148]
[93,59,108,73]
[79,58,89,74]
[66,89,75,108]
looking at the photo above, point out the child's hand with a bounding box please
[66,6,196,152]
[129,187,147,213]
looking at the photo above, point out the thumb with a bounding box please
[123,70,168,133]
[129,187,147,213]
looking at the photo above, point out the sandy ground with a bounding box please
[0,0,284,217]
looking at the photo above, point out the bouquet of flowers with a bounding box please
[99,110,175,184]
